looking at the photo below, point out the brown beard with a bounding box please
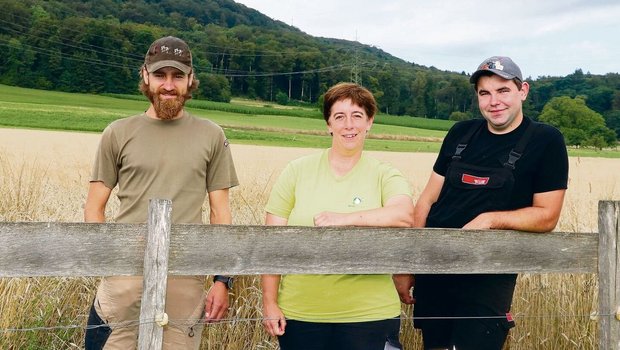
[145,86,189,120]
[154,95,185,120]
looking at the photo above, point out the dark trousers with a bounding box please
[278,318,400,350]
[84,301,111,350]
[414,274,516,350]
[420,317,510,350]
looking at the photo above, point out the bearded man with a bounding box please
[84,36,239,350]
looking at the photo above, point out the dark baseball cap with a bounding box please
[470,56,523,84]
[144,36,192,74]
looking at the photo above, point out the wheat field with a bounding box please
[0,128,618,349]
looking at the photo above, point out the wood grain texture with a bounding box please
[138,199,172,350]
[0,223,597,276]
[597,201,620,350]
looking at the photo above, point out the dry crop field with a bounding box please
[0,128,618,349]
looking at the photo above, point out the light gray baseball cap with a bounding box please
[470,56,523,84]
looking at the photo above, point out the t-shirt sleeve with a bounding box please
[90,125,119,189]
[265,162,297,219]
[206,128,239,192]
[533,126,569,193]
[380,165,412,206]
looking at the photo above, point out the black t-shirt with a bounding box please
[433,117,568,213]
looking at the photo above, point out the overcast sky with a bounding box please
[235,0,619,79]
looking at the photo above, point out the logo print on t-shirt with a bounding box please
[462,173,489,186]
[352,197,362,206]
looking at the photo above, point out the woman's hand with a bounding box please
[313,211,348,226]
[262,301,287,336]
[261,272,286,336]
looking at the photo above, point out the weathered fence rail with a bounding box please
[0,200,618,349]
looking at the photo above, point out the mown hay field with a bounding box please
[0,128,618,349]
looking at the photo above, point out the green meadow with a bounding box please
[0,84,617,157]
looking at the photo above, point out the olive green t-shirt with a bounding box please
[91,111,238,224]
[265,149,412,322]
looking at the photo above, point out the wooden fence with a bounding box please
[0,199,618,349]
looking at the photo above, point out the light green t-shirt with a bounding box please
[91,111,239,224]
[265,149,412,322]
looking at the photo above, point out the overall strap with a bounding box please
[503,120,541,169]
[452,120,486,161]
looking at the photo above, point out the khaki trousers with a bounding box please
[94,275,206,350]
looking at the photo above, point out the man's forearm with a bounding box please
[463,190,566,232]
[84,208,106,223]
[412,202,431,228]
[210,209,232,225]
[465,207,559,232]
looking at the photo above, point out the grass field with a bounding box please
[0,127,618,349]
[1,84,618,158]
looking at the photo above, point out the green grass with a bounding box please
[1,84,618,157]
[0,84,447,153]
[104,93,324,119]
[0,101,129,132]
[226,127,443,152]
[105,92,455,131]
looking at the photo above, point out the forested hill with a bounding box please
[0,0,619,139]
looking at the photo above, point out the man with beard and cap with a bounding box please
[400,56,569,350]
[84,36,239,349]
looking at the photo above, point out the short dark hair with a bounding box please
[322,82,377,123]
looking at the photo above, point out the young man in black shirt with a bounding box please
[401,56,569,350]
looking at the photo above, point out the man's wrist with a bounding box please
[213,275,234,290]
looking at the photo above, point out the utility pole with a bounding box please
[351,30,361,85]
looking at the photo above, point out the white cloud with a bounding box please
[236,0,620,77]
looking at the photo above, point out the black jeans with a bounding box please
[414,274,515,350]
[278,318,400,350]
[84,300,111,350]
[420,317,510,350]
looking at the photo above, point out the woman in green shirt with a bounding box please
[261,82,415,350]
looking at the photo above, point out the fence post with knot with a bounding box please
[138,199,172,350]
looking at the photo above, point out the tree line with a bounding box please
[0,0,618,147]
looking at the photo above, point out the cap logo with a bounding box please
[158,45,184,56]
[484,60,504,71]
[491,60,504,71]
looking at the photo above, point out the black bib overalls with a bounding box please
[414,120,539,350]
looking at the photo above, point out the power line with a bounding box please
[1,11,344,58]
[0,38,132,70]
[0,18,144,61]
[0,8,382,82]
[0,36,370,78]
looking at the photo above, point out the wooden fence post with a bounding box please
[598,200,620,350]
[138,199,172,350]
